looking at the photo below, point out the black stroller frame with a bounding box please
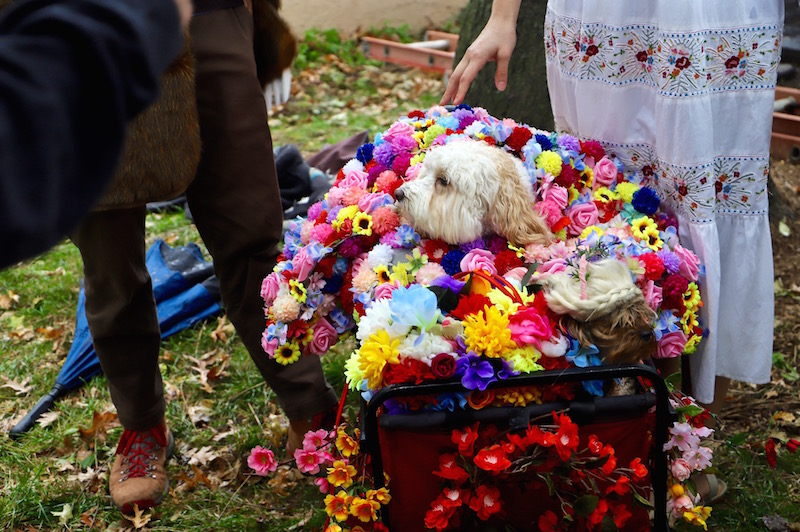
[361,363,675,531]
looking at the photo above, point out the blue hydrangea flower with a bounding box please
[632,187,660,215]
[396,224,420,247]
[441,249,467,275]
[265,322,288,343]
[565,339,602,368]
[432,393,468,412]
[333,257,349,276]
[388,284,441,331]
[328,308,354,334]
[654,311,681,341]
[456,353,496,391]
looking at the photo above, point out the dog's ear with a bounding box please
[487,151,553,247]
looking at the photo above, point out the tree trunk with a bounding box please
[453,0,552,130]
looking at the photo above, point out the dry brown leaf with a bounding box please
[772,411,797,424]
[188,349,231,393]
[122,504,152,529]
[176,464,215,492]
[184,445,218,466]
[78,411,119,443]
[79,507,101,528]
[0,375,32,396]
[35,325,66,340]
[37,411,59,428]
[0,290,19,309]
[187,402,212,426]
[765,389,779,399]
[210,317,235,343]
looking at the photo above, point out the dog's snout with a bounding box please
[395,187,405,201]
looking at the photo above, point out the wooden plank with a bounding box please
[424,30,459,52]
[772,112,800,136]
[770,131,800,161]
[360,36,455,73]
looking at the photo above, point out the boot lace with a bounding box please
[115,425,167,481]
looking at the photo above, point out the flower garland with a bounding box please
[255,105,714,530]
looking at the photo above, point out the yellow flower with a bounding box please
[580,166,593,188]
[495,385,542,407]
[288,279,307,304]
[670,484,685,498]
[681,309,699,334]
[273,341,301,365]
[594,186,618,203]
[580,225,604,240]
[335,426,360,457]
[626,256,646,276]
[374,265,391,284]
[568,185,580,205]
[357,330,401,389]
[631,216,657,240]
[327,460,358,488]
[325,491,353,522]
[324,525,343,532]
[352,212,373,236]
[389,263,410,285]
[344,352,365,391]
[683,506,712,530]
[486,288,519,315]
[366,487,391,505]
[506,346,544,374]
[423,125,446,147]
[410,153,425,167]
[464,306,517,358]
[684,333,702,354]
[683,282,701,312]
[642,225,663,251]
[349,496,381,523]
[535,150,563,177]
[615,181,639,203]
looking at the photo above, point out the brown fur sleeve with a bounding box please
[251,0,297,88]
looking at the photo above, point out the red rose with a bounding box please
[586,44,599,56]
[725,55,740,69]
[431,353,457,379]
[675,56,691,69]
[636,50,648,62]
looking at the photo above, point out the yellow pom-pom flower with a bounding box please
[615,181,639,203]
[535,150,563,177]
[464,306,517,358]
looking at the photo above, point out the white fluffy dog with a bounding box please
[394,139,553,247]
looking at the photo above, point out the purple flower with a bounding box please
[459,237,485,253]
[496,359,518,380]
[486,235,508,254]
[657,249,681,275]
[430,275,466,293]
[373,142,395,168]
[558,134,580,153]
[337,237,362,259]
[456,353,496,391]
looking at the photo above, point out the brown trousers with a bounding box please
[71,6,336,431]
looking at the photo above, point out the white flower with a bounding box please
[342,158,364,175]
[367,243,394,269]
[355,299,410,342]
[398,332,454,365]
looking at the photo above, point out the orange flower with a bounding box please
[335,426,359,458]
[349,496,381,523]
[327,460,357,488]
[366,487,392,505]
[324,491,352,522]
[629,457,648,479]
[467,389,495,410]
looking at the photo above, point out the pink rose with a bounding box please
[540,333,569,358]
[593,156,618,188]
[544,184,568,210]
[460,249,498,275]
[374,280,402,301]
[642,280,663,311]
[307,318,338,356]
[669,495,694,519]
[508,307,553,348]
[655,330,687,359]
[537,258,567,276]
[247,445,277,476]
[382,121,415,143]
[339,169,368,189]
[405,163,422,181]
[536,198,564,226]
[673,244,701,282]
[261,331,278,356]
[566,201,599,237]
[670,458,692,482]
[292,247,316,283]
[503,266,529,284]
[260,272,282,306]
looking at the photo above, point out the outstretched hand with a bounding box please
[440,16,518,105]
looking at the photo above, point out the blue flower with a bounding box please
[455,103,473,111]
[441,249,467,275]
[396,224,420,247]
[333,257,349,276]
[321,274,343,294]
[456,353,496,391]
[430,275,466,294]
[306,242,333,261]
[632,187,660,215]
[565,339,602,368]
[496,358,518,380]
[535,133,552,151]
[654,311,681,341]
[432,393,468,412]
[266,323,288,343]
[582,379,605,397]
[356,143,374,165]
[388,284,441,331]
[328,308,355,334]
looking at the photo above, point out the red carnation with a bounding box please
[451,293,491,320]
[408,109,426,119]
[556,163,580,188]
[494,249,523,275]
[424,239,451,263]
[639,252,665,281]
[662,274,689,311]
[580,139,606,161]
[383,358,432,385]
[504,127,533,152]
[483,136,497,146]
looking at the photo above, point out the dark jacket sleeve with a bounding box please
[0,0,182,268]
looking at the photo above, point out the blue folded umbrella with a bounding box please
[9,240,222,436]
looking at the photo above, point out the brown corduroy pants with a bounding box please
[71,6,337,431]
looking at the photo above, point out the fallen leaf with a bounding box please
[772,411,797,424]
[78,411,119,443]
[175,464,215,492]
[779,219,791,237]
[210,317,235,343]
[37,411,59,428]
[188,349,231,393]
[79,507,101,528]
[0,290,19,309]
[765,389,779,399]
[187,402,212,426]
[0,375,32,395]
[35,325,66,340]
[51,503,72,526]
[122,504,152,529]
[184,445,218,466]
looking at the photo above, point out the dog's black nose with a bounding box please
[395,187,405,201]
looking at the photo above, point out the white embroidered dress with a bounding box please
[544,1,783,403]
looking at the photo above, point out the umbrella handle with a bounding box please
[8,383,66,438]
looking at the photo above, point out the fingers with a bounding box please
[494,52,511,92]
[441,51,489,106]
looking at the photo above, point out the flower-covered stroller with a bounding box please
[360,363,674,531]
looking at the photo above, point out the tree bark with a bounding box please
[453,0,552,130]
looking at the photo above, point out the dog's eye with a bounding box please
[436,174,449,187]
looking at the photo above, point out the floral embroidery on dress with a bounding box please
[545,9,782,97]
[576,138,770,222]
